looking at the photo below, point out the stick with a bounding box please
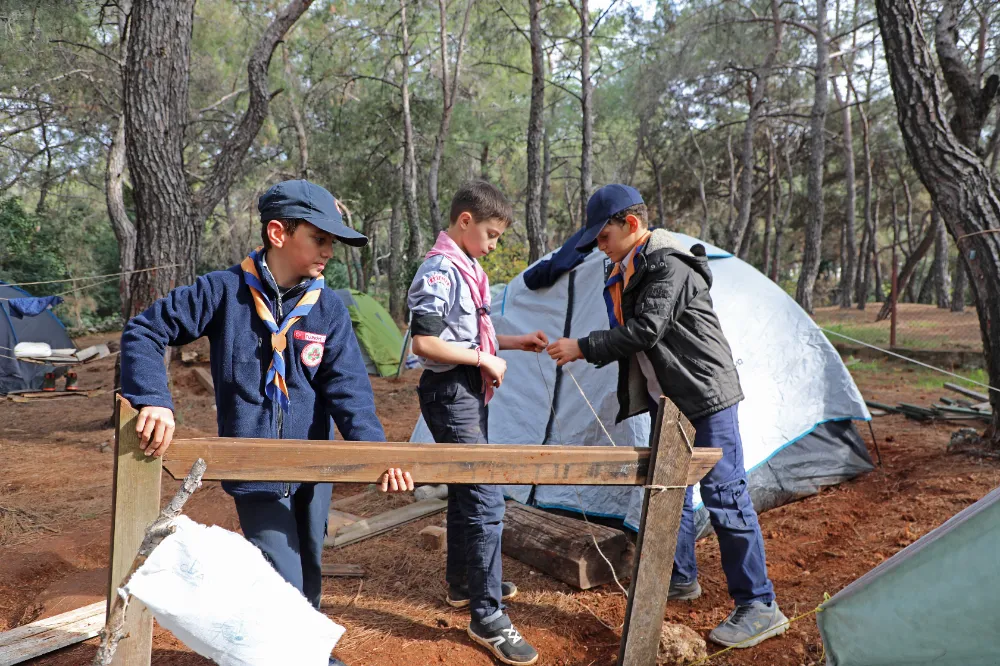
[92,458,207,666]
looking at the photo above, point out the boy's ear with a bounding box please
[457,211,473,229]
[626,214,641,234]
[266,220,286,248]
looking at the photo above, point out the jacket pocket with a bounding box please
[231,332,265,405]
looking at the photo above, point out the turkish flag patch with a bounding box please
[294,330,327,343]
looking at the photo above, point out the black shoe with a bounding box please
[668,578,702,601]
[467,614,538,665]
[447,581,518,608]
[329,657,348,666]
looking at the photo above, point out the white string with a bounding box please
[821,327,1000,395]
[0,275,121,301]
[564,366,617,447]
[1,264,181,288]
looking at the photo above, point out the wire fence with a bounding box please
[814,302,982,353]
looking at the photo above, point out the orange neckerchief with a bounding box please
[603,230,652,327]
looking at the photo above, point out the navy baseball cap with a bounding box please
[575,184,645,251]
[258,180,368,247]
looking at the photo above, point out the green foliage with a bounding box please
[0,197,66,288]
[324,260,350,290]
[480,236,528,286]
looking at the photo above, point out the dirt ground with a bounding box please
[2,332,998,665]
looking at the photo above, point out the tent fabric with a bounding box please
[0,281,74,394]
[8,295,64,318]
[410,233,872,530]
[818,485,1000,665]
[333,289,404,377]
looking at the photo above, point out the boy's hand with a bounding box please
[379,468,414,493]
[547,338,584,366]
[480,353,507,388]
[136,406,176,457]
[518,330,549,352]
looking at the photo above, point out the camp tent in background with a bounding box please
[818,485,1000,665]
[0,281,75,394]
[410,232,874,532]
[332,289,405,377]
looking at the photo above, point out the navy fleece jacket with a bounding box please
[120,254,386,500]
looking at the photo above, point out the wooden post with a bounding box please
[618,397,695,666]
[106,397,161,666]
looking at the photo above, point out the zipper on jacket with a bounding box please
[274,288,285,440]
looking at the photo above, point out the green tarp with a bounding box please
[333,289,403,377]
[818,485,1000,665]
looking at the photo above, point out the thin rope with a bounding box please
[1,264,181,288]
[565,366,617,446]
[821,327,1000,395]
[0,275,121,301]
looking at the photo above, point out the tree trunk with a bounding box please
[427,0,473,233]
[770,139,793,282]
[795,0,829,314]
[872,187,884,302]
[106,111,136,318]
[400,0,422,260]
[480,142,489,180]
[388,181,405,321]
[541,111,552,233]
[524,0,546,263]
[952,257,967,312]
[576,0,593,225]
[653,162,666,229]
[932,206,951,308]
[125,0,312,315]
[282,44,309,179]
[877,0,1000,442]
[834,79,857,308]
[876,217,935,320]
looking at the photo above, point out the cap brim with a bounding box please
[574,220,607,252]
[305,216,369,247]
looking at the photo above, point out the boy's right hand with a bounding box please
[136,406,176,458]
[480,353,507,388]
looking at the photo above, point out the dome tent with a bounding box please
[0,281,75,394]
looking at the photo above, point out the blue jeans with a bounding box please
[234,481,333,609]
[419,367,505,624]
[671,404,775,605]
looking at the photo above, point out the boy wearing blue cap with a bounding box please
[547,184,787,649]
[121,180,411,666]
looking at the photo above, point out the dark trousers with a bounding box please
[671,404,775,605]
[234,482,333,609]
[418,366,505,624]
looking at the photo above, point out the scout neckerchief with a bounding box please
[603,230,652,328]
[240,247,324,413]
[425,231,499,404]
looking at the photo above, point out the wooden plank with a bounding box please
[106,397,161,666]
[320,563,365,578]
[192,367,214,392]
[619,397,696,666]
[943,382,989,403]
[328,508,362,535]
[163,439,721,487]
[502,501,632,590]
[0,601,105,666]
[326,498,447,548]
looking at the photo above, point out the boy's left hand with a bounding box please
[379,468,414,493]
[547,338,584,366]
[518,330,549,352]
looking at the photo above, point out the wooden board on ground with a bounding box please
[328,509,362,535]
[944,382,989,403]
[502,501,632,590]
[320,563,365,578]
[330,488,376,509]
[0,601,105,666]
[327,498,447,548]
[163,439,720,487]
[192,367,214,392]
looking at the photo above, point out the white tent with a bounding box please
[410,233,873,530]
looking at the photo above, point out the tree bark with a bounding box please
[795,0,829,314]
[876,214,935,320]
[388,179,405,321]
[573,0,593,225]
[525,0,546,263]
[427,0,473,233]
[834,75,857,308]
[727,0,782,253]
[770,139,793,282]
[932,206,951,308]
[872,186,884,302]
[952,257,967,312]
[877,0,1000,442]
[282,44,309,179]
[106,110,136,319]
[400,0,422,260]
[125,0,312,316]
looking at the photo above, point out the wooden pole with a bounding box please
[618,397,694,666]
[106,397,161,666]
[890,252,898,348]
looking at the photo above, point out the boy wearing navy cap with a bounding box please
[547,184,787,649]
[121,180,412,666]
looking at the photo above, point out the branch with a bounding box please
[92,459,207,666]
[473,60,583,100]
[195,87,248,116]
[192,0,314,223]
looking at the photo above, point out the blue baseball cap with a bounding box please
[575,184,645,251]
[258,180,368,247]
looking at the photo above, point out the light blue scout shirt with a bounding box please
[407,254,482,373]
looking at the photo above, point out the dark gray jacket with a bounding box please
[578,229,743,423]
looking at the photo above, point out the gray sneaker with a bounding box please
[467,613,538,665]
[668,578,702,601]
[708,601,788,647]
